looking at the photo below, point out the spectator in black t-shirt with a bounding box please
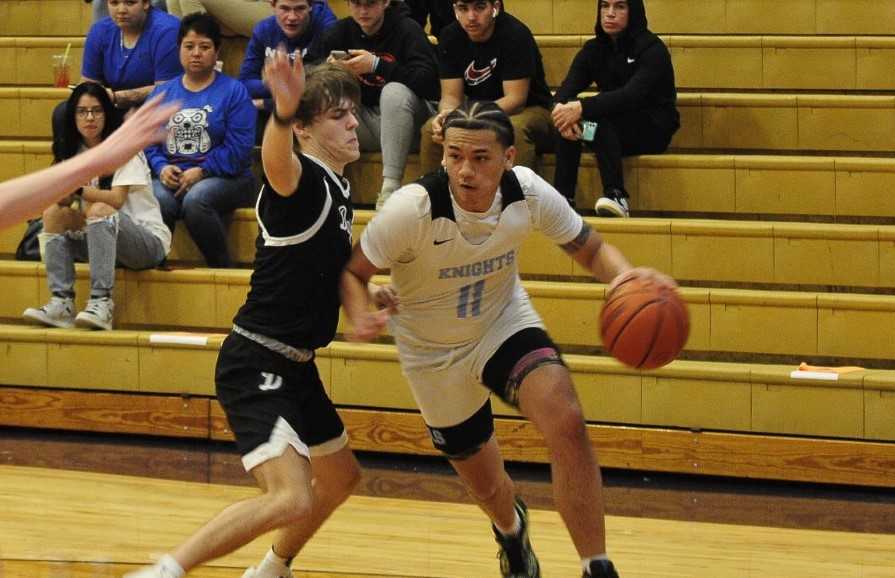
[321,0,439,208]
[419,0,552,176]
[552,0,679,216]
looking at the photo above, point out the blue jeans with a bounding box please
[153,175,256,267]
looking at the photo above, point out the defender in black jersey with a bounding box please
[126,59,364,578]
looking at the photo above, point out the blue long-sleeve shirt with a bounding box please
[238,5,337,111]
[145,73,256,179]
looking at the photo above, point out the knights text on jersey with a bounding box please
[360,166,582,361]
[234,154,354,351]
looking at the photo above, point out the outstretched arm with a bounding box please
[0,95,178,230]
[261,44,306,197]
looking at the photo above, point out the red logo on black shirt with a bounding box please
[465,58,498,86]
[361,52,396,88]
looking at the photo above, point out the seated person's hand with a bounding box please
[560,123,582,142]
[175,166,205,197]
[552,101,583,132]
[160,165,182,189]
[343,49,376,77]
[431,110,450,144]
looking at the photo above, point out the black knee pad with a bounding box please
[427,399,494,460]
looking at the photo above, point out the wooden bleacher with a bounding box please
[1,0,894,488]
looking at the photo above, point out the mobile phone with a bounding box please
[330,50,349,61]
[581,121,598,142]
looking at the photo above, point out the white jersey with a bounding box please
[113,152,172,254]
[361,166,583,372]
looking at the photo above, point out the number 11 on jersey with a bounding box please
[457,279,485,318]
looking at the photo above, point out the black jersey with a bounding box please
[233,153,353,351]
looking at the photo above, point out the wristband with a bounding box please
[271,108,296,126]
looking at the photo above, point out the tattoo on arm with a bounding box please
[561,222,596,255]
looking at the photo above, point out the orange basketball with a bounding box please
[600,274,689,370]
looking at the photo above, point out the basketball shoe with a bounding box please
[23,296,74,328]
[493,497,540,577]
[583,558,620,578]
[595,187,630,218]
[123,555,184,578]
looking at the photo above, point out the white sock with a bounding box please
[496,509,522,537]
[582,553,610,574]
[258,547,292,572]
[157,555,185,578]
[381,177,401,196]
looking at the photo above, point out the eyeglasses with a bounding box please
[75,107,106,119]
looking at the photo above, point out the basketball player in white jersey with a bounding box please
[342,101,675,578]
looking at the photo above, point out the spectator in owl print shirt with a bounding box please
[145,13,256,267]
[419,0,553,177]
[318,0,439,209]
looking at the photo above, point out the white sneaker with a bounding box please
[595,194,630,218]
[122,566,178,578]
[75,296,114,330]
[23,296,75,328]
[123,555,184,578]
[241,565,294,578]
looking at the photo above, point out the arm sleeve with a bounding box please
[143,85,170,175]
[375,24,439,99]
[580,43,671,120]
[517,167,584,244]
[238,29,270,100]
[359,186,427,269]
[81,25,105,82]
[554,44,597,104]
[202,84,257,177]
[152,25,184,82]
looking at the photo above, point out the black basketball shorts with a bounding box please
[215,332,347,471]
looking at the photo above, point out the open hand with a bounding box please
[263,43,305,122]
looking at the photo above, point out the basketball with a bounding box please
[600,273,689,370]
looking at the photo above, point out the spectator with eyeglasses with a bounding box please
[24,82,170,331]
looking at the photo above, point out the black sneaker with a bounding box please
[583,559,619,578]
[493,497,540,577]
[595,187,630,218]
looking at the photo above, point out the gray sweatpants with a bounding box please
[355,81,437,184]
[41,212,166,299]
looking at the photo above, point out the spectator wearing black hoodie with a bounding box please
[552,0,679,217]
[320,0,439,208]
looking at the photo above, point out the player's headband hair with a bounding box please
[441,101,515,148]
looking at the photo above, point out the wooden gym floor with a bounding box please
[1,429,894,578]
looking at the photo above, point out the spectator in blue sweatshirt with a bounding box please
[146,13,257,268]
[239,0,337,140]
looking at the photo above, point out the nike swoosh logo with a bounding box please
[433,238,453,246]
